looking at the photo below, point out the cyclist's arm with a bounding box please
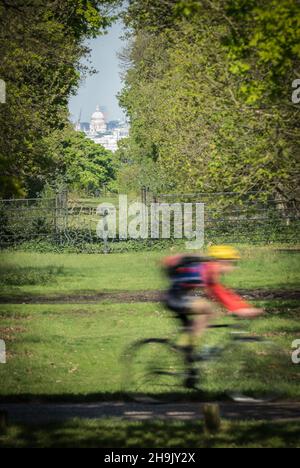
[202,262,251,313]
[206,283,251,312]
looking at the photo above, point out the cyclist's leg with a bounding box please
[165,294,195,346]
[187,298,218,340]
[165,293,218,346]
[175,312,195,346]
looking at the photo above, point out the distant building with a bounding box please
[107,120,120,131]
[90,105,107,134]
[74,104,129,152]
[79,122,90,133]
[92,134,119,152]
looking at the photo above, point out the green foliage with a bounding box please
[0,0,120,198]
[46,126,116,193]
[124,0,202,31]
[119,0,300,206]
[226,0,300,101]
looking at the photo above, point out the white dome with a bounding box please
[91,105,105,120]
[90,105,107,133]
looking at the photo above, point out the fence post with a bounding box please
[55,189,68,244]
[141,187,145,205]
[55,191,59,237]
[141,187,149,232]
[203,403,221,434]
[62,188,68,232]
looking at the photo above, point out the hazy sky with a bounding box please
[69,21,126,123]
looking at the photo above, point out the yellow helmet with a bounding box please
[207,245,241,260]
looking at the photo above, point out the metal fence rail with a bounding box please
[0,190,299,249]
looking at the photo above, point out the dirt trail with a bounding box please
[0,289,299,305]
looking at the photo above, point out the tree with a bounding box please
[0,0,120,198]
[119,0,299,205]
[45,126,116,193]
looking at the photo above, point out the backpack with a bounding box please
[162,254,208,289]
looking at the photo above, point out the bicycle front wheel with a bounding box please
[122,338,188,403]
[221,332,289,402]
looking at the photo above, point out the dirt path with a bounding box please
[1,402,300,424]
[0,289,299,305]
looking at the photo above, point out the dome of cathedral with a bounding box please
[91,105,105,121]
[90,105,107,133]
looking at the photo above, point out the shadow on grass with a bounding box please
[0,390,229,404]
[1,419,300,448]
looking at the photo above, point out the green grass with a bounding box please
[0,245,299,297]
[0,251,164,296]
[1,419,299,448]
[0,244,299,447]
[0,300,299,400]
[0,302,173,399]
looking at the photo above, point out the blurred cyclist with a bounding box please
[162,245,263,344]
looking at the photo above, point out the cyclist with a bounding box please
[163,245,263,345]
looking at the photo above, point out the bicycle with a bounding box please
[122,319,287,403]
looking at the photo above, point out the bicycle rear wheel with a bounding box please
[122,338,189,403]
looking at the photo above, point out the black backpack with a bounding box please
[163,255,209,289]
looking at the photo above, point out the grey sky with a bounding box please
[69,21,126,123]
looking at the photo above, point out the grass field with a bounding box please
[0,299,299,400]
[0,246,299,401]
[1,418,300,448]
[0,245,299,297]
[0,245,299,447]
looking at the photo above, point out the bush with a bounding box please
[0,265,65,286]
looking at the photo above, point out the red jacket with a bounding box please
[203,262,251,312]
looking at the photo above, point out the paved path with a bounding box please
[0,402,299,424]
